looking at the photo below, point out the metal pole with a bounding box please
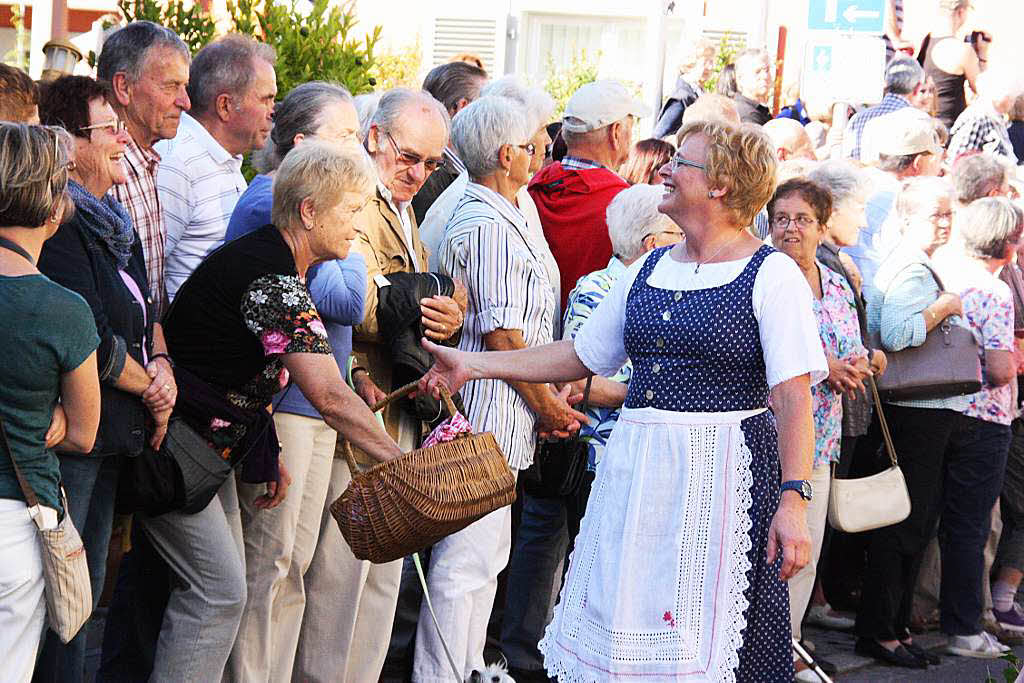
[645,0,669,136]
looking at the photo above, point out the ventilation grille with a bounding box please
[432,17,497,72]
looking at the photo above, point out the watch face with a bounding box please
[801,481,813,500]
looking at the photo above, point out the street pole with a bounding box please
[645,0,668,136]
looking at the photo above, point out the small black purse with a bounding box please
[524,376,592,498]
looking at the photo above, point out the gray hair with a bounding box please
[451,95,532,179]
[367,87,450,143]
[807,160,871,207]
[959,196,1023,260]
[0,123,72,228]
[97,20,189,84]
[422,61,488,115]
[606,184,676,261]
[895,176,952,225]
[256,81,353,173]
[735,48,770,69]
[272,139,374,228]
[480,76,556,135]
[884,55,925,96]
[354,92,382,138]
[952,152,1009,204]
[188,34,277,118]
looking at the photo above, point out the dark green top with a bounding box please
[0,274,98,511]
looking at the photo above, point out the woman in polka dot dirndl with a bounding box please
[419,120,828,682]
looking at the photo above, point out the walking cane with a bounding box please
[792,638,834,683]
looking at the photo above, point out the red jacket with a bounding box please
[528,163,628,311]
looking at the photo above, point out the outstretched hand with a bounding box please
[419,337,473,398]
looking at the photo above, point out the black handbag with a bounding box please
[523,376,592,498]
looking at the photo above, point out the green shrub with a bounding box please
[542,49,599,119]
[117,0,216,55]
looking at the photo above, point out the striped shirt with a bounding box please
[112,135,166,313]
[444,147,466,176]
[156,113,247,302]
[437,183,555,470]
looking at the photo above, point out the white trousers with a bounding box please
[0,499,45,683]
[413,498,515,682]
[228,412,337,683]
[788,462,832,641]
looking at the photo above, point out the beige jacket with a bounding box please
[349,187,429,454]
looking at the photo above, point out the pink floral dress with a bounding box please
[810,263,869,467]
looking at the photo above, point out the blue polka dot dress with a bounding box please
[539,245,808,683]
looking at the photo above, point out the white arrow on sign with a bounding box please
[843,4,881,23]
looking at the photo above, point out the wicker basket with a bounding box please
[330,382,516,564]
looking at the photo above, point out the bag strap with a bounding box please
[580,374,593,413]
[0,416,43,509]
[867,375,899,469]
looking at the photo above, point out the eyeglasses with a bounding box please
[772,214,818,230]
[79,118,127,136]
[643,229,685,241]
[667,155,706,173]
[517,143,536,156]
[384,130,446,172]
[930,210,954,225]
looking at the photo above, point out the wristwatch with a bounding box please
[780,479,813,501]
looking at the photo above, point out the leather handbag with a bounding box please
[869,262,981,401]
[524,376,592,499]
[827,376,912,533]
[1,418,92,643]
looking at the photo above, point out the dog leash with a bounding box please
[413,551,463,682]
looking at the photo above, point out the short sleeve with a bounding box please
[51,284,100,372]
[462,220,534,336]
[752,252,829,388]
[980,280,1014,352]
[241,274,332,357]
[573,252,652,377]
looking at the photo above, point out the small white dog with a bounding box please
[467,660,516,682]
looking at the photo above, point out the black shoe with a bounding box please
[854,638,928,669]
[809,656,837,677]
[901,640,941,665]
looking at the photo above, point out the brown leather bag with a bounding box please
[869,262,982,402]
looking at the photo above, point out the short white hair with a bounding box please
[451,95,533,179]
[606,184,677,261]
[807,160,871,206]
[480,76,555,134]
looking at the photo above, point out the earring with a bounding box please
[506,168,510,178]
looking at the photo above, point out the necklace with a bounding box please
[691,229,743,273]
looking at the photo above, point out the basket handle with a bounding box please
[369,379,458,420]
[343,380,460,477]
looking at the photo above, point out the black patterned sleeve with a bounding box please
[240,274,332,357]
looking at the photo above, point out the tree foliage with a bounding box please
[542,50,599,119]
[703,32,743,94]
[372,37,423,91]
[117,0,216,55]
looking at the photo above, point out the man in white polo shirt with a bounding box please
[157,33,277,301]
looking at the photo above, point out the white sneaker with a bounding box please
[945,631,1011,658]
[804,603,855,630]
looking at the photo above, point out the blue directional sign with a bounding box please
[808,0,886,33]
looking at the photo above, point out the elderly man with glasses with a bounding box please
[293,87,467,683]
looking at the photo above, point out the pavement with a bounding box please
[804,623,1024,682]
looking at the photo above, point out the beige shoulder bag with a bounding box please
[1,418,92,643]
[827,376,912,533]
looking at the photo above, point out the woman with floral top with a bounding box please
[932,196,1020,658]
[769,177,877,681]
[133,141,402,681]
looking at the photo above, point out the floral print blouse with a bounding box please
[811,262,869,468]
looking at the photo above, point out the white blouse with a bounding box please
[574,247,828,391]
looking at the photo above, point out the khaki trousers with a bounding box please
[789,463,832,641]
[292,450,403,682]
[227,413,337,683]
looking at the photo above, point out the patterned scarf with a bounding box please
[67,180,135,269]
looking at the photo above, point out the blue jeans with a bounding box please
[940,415,1012,635]
[33,453,121,683]
[500,490,569,671]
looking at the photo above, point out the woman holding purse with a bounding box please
[856,176,966,667]
[768,177,878,680]
[0,123,100,681]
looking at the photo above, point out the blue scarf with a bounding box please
[67,180,135,269]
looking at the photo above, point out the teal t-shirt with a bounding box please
[0,274,98,511]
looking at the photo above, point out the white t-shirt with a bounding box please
[574,247,828,390]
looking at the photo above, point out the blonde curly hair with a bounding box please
[676,120,778,227]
